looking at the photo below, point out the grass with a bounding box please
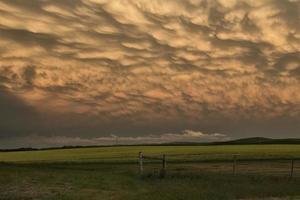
[0,145,300,200]
[1,144,300,163]
[0,162,300,200]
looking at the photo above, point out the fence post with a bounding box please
[160,154,166,178]
[139,152,143,176]
[290,159,294,179]
[233,154,237,176]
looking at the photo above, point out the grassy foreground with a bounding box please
[1,162,300,200]
[0,145,300,200]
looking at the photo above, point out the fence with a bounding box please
[139,152,166,177]
[138,152,299,178]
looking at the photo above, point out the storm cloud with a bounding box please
[0,0,299,148]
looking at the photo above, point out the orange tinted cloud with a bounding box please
[0,0,299,147]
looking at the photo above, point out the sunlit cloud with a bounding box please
[0,0,299,148]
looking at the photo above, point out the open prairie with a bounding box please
[1,0,300,199]
[1,145,300,200]
[1,144,300,163]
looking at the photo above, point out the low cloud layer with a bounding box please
[0,130,228,149]
[0,0,300,148]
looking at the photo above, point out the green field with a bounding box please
[1,144,300,163]
[1,145,300,200]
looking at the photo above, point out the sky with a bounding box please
[0,0,300,148]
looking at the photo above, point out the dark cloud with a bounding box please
[273,52,300,72]
[0,28,60,50]
[22,65,36,86]
[240,13,260,34]
[0,89,40,138]
[272,0,300,30]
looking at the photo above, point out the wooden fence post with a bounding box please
[160,154,166,178]
[290,159,294,179]
[233,154,237,176]
[139,152,143,176]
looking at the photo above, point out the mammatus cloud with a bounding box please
[0,0,300,148]
[0,130,228,149]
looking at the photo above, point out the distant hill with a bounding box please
[212,137,300,145]
[1,137,300,152]
[162,137,300,146]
